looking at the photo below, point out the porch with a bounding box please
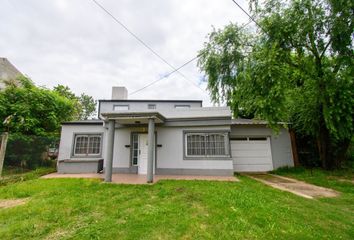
[42,173,238,184]
[101,111,165,183]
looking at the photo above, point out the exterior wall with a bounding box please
[231,125,294,169]
[58,122,234,175]
[58,124,106,161]
[156,126,232,170]
[59,122,292,175]
[58,159,103,173]
[99,101,202,115]
[111,127,132,169]
[109,125,234,175]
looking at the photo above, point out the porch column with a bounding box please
[147,118,155,183]
[105,120,115,182]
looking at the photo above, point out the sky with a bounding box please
[0,0,251,106]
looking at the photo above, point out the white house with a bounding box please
[58,87,294,182]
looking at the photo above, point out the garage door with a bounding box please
[231,137,273,172]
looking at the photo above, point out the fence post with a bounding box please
[0,132,9,177]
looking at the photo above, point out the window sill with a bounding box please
[59,158,103,163]
[184,156,232,161]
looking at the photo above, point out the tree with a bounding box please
[198,0,353,169]
[0,78,79,170]
[78,93,97,120]
[0,77,76,135]
[53,85,97,120]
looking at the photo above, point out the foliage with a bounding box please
[4,133,58,169]
[198,0,354,169]
[0,77,76,135]
[0,176,353,239]
[78,93,97,120]
[53,85,97,120]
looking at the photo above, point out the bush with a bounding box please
[5,133,59,169]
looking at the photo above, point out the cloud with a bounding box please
[0,0,250,106]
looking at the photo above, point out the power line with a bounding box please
[129,18,253,96]
[130,19,253,96]
[231,0,266,33]
[91,0,205,93]
[129,56,199,96]
[241,19,252,29]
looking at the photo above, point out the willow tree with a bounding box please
[198,0,353,169]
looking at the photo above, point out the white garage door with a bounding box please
[231,137,273,172]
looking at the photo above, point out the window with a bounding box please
[131,134,139,165]
[175,105,190,109]
[113,105,129,111]
[73,134,102,156]
[148,104,156,109]
[185,132,229,157]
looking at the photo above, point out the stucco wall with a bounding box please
[156,126,233,170]
[108,125,234,171]
[99,101,202,115]
[58,124,106,161]
[230,125,294,169]
[58,123,291,174]
[111,127,132,168]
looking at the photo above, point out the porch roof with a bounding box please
[100,111,166,124]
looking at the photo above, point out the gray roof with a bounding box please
[61,119,104,125]
[231,118,289,125]
[232,118,268,125]
[101,107,231,120]
[99,99,203,103]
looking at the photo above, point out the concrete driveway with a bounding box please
[247,173,339,199]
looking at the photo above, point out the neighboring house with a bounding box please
[58,87,294,182]
[0,58,23,90]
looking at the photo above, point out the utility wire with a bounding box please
[91,0,205,93]
[129,56,199,96]
[231,0,266,33]
[130,19,253,96]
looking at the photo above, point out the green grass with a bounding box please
[0,167,55,186]
[0,171,353,239]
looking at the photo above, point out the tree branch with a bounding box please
[320,40,332,59]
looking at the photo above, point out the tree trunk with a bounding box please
[317,123,333,170]
[334,138,351,168]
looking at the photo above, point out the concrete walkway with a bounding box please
[42,173,238,184]
[247,174,339,199]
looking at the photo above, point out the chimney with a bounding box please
[112,86,128,100]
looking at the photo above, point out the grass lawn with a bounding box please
[0,170,353,239]
[0,167,55,186]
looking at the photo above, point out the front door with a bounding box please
[138,134,149,174]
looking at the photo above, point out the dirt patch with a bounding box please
[44,229,71,240]
[0,198,29,209]
[247,174,340,199]
[336,178,354,184]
